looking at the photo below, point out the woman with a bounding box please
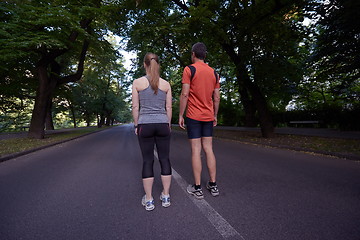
[132,52,172,211]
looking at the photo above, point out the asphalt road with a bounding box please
[1,124,359,240]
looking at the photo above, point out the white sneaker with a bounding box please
[141,195,155,211]
[160,193,171,207]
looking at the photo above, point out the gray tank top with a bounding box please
[138,78,169,124]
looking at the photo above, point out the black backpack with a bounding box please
[187,65,219,83]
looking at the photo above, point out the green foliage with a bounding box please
[0,0,131,131]
[121,0,309,130]
[0,97,33,132]
[290,0,360,128]
[1,0,359,131]
[70,58,131,126]
[0,1,91,64]
[310,0,360,83]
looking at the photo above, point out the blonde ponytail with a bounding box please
[144,53,160,94]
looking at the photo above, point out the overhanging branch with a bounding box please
[58,39,90,85]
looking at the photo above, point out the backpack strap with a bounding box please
[188,65,219,84]
[187,65,196,81]
[214,70,219,84]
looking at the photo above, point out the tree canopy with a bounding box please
[0,0,131,137]
[1,0,359,136]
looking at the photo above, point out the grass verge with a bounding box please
[0,127,105,158]
[1,126,359,161]
[212,129,360,160]
[173,126,360,160]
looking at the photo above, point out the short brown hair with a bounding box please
[191,42,207,60]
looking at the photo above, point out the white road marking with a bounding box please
[154,150,244,239]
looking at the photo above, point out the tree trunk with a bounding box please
[222,43,274,137]
[237,75,257,127]
[28,65,57,139]
[237,64,274,138]
[98,115,105,128]
[69,103,77,128]
[105,117,110,126]
[243,75,274,137]
[105,111,112,126]
[245,81,274,138]
[85,111,91,127]
[45,100,55,130]
[27,18,92,139]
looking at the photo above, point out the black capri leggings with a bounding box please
[137,123,171,179]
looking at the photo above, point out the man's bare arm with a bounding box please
[179,83,190,129]
[213,88,220,126]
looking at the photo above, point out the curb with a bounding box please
[0,129,104,163]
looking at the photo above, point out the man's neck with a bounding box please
[193,58,204,64]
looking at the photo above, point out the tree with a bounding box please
[71,58,130,128]
[309,0,360,83]
[0,0,122,138]
[119,0,308,137]
[290,0,360,129]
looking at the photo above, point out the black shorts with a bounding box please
[186,117,214,139]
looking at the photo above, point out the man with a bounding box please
[179,42,221,199]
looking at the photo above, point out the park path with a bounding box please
[1,125,359,240]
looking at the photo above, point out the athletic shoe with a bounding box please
[141,195,155,211]
[186,184,204,199]
[206,182,220,197]
[160,193,171,208]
